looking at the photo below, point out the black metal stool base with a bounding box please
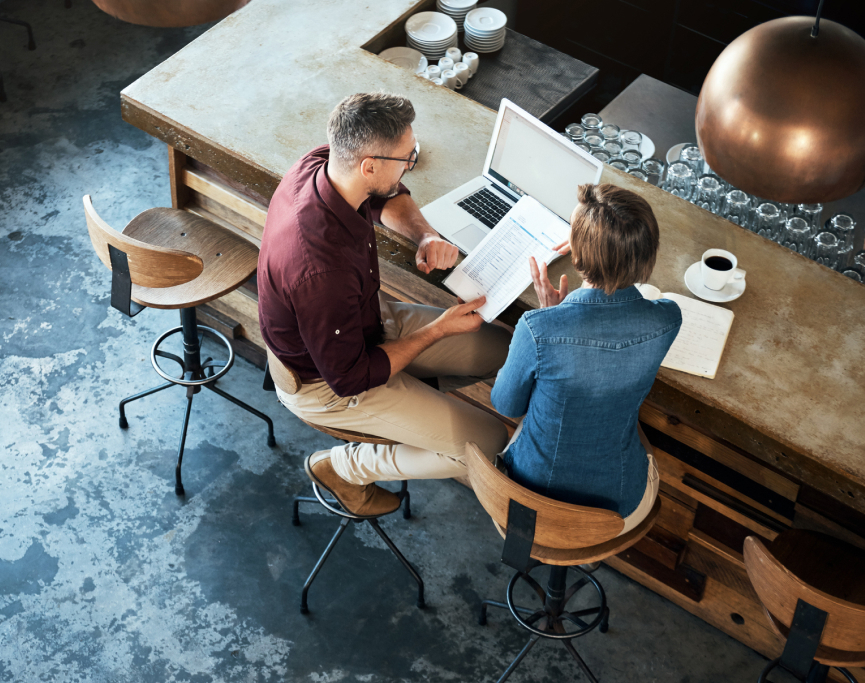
[118,307,275,495]
[293,481,423,614]
[759,658,857,683]
[479,564,609,683]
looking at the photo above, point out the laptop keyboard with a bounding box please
[457,188,513,229]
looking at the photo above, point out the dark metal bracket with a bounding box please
[501,499,537,573]
[108,244,144,318]
[780,599,828,679]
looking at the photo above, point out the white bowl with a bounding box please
[379,47,428,74]
[406,11,457,42]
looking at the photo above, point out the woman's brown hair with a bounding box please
[569,183,660,295]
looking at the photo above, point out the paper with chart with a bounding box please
[659,293,734,379]
[444,196,568,322]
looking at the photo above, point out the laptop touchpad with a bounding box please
[453,223,487,252]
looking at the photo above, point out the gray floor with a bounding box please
[0,2,792,681]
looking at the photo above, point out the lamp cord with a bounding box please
[811,0,825,37]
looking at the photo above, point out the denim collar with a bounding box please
[563,285,643,304]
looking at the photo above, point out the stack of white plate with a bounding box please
[405,11,458,61]
[435,0,477,32]
[463,7,507,53]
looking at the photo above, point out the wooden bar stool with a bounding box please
[264,348,423,614]
[744,530,865,683]
[465,442,661,683]
[84,195,275,496]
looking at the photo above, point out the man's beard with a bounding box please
[368,180,402,201]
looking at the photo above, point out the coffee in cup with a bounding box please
[700,249,744,290]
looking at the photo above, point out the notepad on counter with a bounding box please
[444,195,568,322]
[659,292,734,379]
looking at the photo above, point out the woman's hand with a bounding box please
[529,257,568,308]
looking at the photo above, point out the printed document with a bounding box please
[444,196,568,322]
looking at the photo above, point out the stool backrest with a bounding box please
[265,347,303,395]
[744,535,865,653]
[83,195,203,288]
[465,442,624,550]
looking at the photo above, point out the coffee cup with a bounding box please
[700,249,745,290]
[438,57,455,71]
[430,77,444,86]
[635,283,661,300]
[446,47,462,63]
[426,65,442,80]
[462,52,479,75]
[453,62,470,88]
[441,69,458,90]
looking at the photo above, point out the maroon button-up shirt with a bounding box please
[258,145,409,397]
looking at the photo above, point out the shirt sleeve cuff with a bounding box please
[369,183,411,224]
[365,344,392,389]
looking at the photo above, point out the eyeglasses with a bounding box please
[369,142,420,171]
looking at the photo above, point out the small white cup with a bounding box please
[453,62,470,88]
[635,283,662,300]
[446,47,462,63]
[700,249,745,291]
[417,71,431,80]
[431,77,444,86]
[462,52,479,75]
[441,69,458,89]
[438,57,454,71]
[426,65,442,80]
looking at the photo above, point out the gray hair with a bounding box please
[327,93,416,173]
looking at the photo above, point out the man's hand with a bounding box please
[416,234,459,274]
[433,296,486,337]
[530,257,568,308]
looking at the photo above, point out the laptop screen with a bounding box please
[487,105,602,222]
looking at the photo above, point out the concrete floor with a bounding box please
[0,2,796,681]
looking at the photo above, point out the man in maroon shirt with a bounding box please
[259,93,510,516]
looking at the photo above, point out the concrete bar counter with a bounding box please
[120,0,865,672]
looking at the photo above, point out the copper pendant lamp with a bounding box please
[695,3,865,204]
[91,0,251,27]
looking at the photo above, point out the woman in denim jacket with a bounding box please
[491,184,682,534]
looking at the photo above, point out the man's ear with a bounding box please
[359,156,375,181]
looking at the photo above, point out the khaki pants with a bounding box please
[503,419,660,536]
[277,296,511,484]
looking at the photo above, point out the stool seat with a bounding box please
[123,208,258,309]
[295,417,398,446]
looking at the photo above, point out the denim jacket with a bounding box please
[491,286,682,517]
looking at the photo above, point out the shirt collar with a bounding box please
[314,160,374,243]
[563,285,643,304]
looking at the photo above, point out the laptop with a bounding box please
[421,99,605,254]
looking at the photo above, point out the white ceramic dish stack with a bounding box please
[463,7,507,54]
[378,47,428,74]
[435,0,477,32]
[405,11,458,61]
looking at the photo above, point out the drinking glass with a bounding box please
[812,231,839,269]
[628,168,649,182]
[663,162,695,200]
[581,113,603,134]
[622,150,643,169]
[608,158,629,172]
[592,150,611,163]
[796,203,823,231]
[679,144,704,176]
[583,132,604,150]
[778,203,796,222]
[603,140,623,157]
[753,202,783,241]
[600,123,620,141]
[565,123,585,142]
[575,142,591,153]
[842,269,863,283]
[779,217,812,255]
[692,175,724,214]
[824,213,856,262]
[641,158,666,186]
[723,190,752,228]
[620,130,643,154]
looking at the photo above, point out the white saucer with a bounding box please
[379,47,428,73]
[666,142,689,165]
[640,134,655,160]
[684,261,746,302]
